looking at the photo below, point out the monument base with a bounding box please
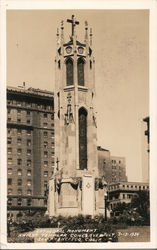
[48,175,107,218]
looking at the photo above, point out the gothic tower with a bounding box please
[49,16,105,217]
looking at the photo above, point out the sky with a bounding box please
[7,10,149,182]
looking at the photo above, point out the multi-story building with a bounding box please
[97,146,112,183]
[7,85,128,213]
[97,147,127,184]
[108,181,149,210]
[110,156,127,183]
[7,86,54,211]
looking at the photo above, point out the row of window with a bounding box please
[122,193,134,199]
[8,158,55,167]
[8,109,54,120]
[8,178,32,186]
[8,198,47,207]
[8,117,54,128]
[8,129,54,137]
[8,149,54,157]
[8,189,32,196]
[8,198,33,206]
[7,100,53,111]
[8,172,50,185]
[111,160,122,164]
[109,184,149,190]
[8,169,32,176]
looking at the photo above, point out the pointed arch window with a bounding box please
[66,58,74,86]
[79,107,87,170]
[77,58,85,86]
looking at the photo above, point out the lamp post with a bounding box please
[104,192,107,221]
[102,179,108,221]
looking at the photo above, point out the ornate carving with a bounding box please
[64,92,74,125]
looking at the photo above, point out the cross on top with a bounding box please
[67,15,79,36]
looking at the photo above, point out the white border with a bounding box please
[0,0,157,249]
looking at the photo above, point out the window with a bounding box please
[44,131,48,138]
[77,58,85,86]
[8,158,12,165]
[27,190,32,196]
[8,198,12,206]
[27,170,31,176]
[8,148,12,154]
[8,128,11,135]
[17,109,21,114]
[17,148,22,155]
[43,122,48,128]
[44,151,48,158]
[17,118,21,123]
[17,159,22,165]
[8,108,11,115]
[17,102,22,107]
[17,138,22,145]
[26,102,31,108]
[51,114,54,120]
[8,178,12,185]
[27,160,31,167]
[7,137,12,144]
[51,141,55,147]
[8,189,12,195]
[7,100,11,105]
[18,179,22,186]
[44,141,48,149]
[27,180,31,186]
[17,198,22,206]
[44,171,48,177]
[66,58,74,86]
[27,130,31,136]
[51,130,54,137]
[8,168,12,175]
[51,158,55,165]
[18,189,22,195]
[79,107,87,170]
[44,161,48,167]
[51,148,54,154]
[17,129,22,135]
[27,111,30,116]
[18,169,22,176]
[27,139,31,147]
[44,113,47,118]
[27,199,32,206]
[123,194,125,199]
[27,119,30,124]
[27,149,31,156]
[8,117,11,122]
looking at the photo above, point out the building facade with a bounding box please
[7,86,54,211]
[110,156,127,183]
[108,181,149,210]
[97,147,127,184]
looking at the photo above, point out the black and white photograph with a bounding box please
[0,0,157,249]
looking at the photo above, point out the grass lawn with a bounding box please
[117,226,150,242]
